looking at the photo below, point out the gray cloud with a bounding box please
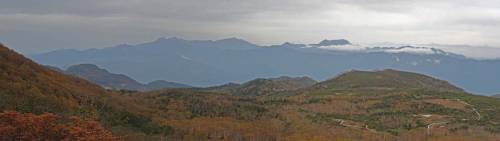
[0,0,499,57]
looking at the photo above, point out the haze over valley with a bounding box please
[31,37,500,95]
[1,0,500,141]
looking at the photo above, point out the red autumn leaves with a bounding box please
[0,111,120,141]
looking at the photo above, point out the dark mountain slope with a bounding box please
[235,76,317,96]
[66,64,145,90]
[312,39,352,46]
[65,64,192,91]
[205,76,317,96]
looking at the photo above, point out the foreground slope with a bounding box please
[137,69,500,141]
[288,70,500,140]
[0,44,172,140]
[4,43,500,141]
[0,44,106,115]
[0,44,288,140]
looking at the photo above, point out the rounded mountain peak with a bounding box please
[317,69,464,93]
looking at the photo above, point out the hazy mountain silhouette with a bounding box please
[64,64,192,91]
[31,37,500,95]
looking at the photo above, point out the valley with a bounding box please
[2,44,500,140]
[30,38,500,95]
[3,0,500,140]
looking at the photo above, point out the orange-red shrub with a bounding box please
[0,111,120,141]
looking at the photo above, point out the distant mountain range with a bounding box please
[30,37,500,95]
[49,64,191,91]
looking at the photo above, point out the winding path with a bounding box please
[426,99,481,135]
[455,99,481,120]
[426,122,448,135]
[334,119,378,133]
[331,98,482,136]
[334,119,358,128]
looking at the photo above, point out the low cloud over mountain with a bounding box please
[31,37,500,95]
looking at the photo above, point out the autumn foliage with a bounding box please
[0,111,120,141]
[3,44,500,141]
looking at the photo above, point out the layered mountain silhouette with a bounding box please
[31,37,500,94]
[61,64,191,91]
[65,64,145,90]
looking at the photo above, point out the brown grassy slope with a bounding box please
[205,76,317,96]
[0,44,107,117]
[0,44,172,140]
[3,43,500,141]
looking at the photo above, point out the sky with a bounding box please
[1,0,500,58]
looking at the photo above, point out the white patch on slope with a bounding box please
[426,59,441,64]
[179,54,193,60]
[433,59,441,64]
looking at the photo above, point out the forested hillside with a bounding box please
[0,44,172,140]
[3,44,500,141]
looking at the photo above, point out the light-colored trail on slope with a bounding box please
[455,99,481,120]
[333,119,378,133]
[427,122,448,135]
[426,98,481,135]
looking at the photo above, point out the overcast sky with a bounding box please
[1,0,500,57]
